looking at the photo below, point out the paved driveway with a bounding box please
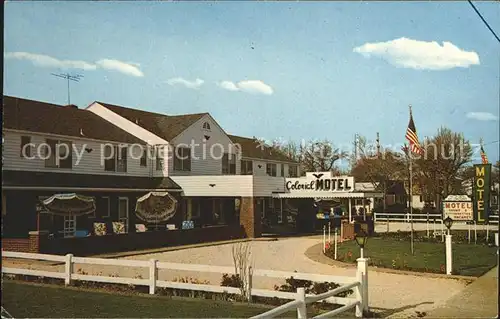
[120,237,467,317]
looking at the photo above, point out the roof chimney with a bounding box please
[65,104,78,109]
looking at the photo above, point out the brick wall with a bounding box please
[2,238,30,252]
[240,197,261,238]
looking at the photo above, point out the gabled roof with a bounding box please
[95,102,208,141]
[228,135,299,163]
[3,96,144,144]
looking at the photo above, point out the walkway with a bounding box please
[427,266,498,318]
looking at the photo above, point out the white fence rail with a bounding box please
[374,212,499,225]
[2,251,369,318]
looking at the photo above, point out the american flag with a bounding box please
[480,144,488,164]
[405,108,423,155]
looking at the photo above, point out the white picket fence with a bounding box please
[2,251,369,318]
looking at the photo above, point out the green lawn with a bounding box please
[326,232,497,277]
[1,281,337,318]
[1,281,270,318]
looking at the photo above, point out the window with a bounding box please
[222,153,236,175]
[104,145,127,172]
[102,197,110,218]
[118,197,129,233]
[2,192,6,216]
[241,160,253,175]
[275,199,283,224]
[63,215,76,237]
[20,136,32,158]
[44,139,72,169]
[280,165,285,177]
[174,147,191,171]
[186,198,201,220]
[385,194,396,206]
[140,148,147,167]
[202,122,211,131]
[266,163,277,176]
[289,165,298,177]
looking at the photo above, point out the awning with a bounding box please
[272,192,384,199]
[135,191,178,224]
[40,193,96,216]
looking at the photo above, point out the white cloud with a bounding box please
[4,52,145,77]
[4,52,97,70]
[217,81,239,91]
[95,59,144,77]
[353,37,480,70]
[217,80,274,95]
[466,112,498,121]
[166,77,204,89]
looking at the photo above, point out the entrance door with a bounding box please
[118,197,129,233]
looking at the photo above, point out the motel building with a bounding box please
[1,96,383,256]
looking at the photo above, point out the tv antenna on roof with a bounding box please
[51,73,84,105]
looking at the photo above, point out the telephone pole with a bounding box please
[376,132,380,156]
[51,73,83,105]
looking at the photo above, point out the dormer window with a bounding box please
[202,122,211,131]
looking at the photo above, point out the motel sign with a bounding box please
[472,164,492,224]
[442,195,473,221]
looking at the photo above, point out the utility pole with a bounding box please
[376,132,380,156]
[51,73,83,105]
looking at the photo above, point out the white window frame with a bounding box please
[173,147,191,171]
[44,139,73,169]
[63,215,77,238]
[118,197,129,233]
[241,160,253,175]
[104,145,128,172]
[222,153,236,175]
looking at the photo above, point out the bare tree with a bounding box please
[231,242,253,302]
[415,127,472,208]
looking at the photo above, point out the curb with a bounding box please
[305,242,477,282]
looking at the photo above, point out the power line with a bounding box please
[467,0,500,43]
[51,73,84,105]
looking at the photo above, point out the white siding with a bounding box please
[3,130,150,176]
[169,114,240,176]
[253,176,286,197]
[412,195,425,209]
[252,160,267,176]
[171,176,254,197]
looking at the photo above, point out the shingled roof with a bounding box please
[228,135,298,163]
[95,102,208,141]
[2,96,144,144]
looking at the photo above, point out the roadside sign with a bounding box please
[443,195,473,221]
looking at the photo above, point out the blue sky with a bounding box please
[4,1,500,165]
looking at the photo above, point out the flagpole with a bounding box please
[409,105,415,256]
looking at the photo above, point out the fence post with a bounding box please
[296,287,306,319]
[334,228,338,260]
[441,221,444,242]
[64,253,73,286]
[149,259,157,295]
[323,225,326,253]
[356,257,369,316]
[246,265,253,303]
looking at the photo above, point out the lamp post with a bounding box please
[443,216,453,275]
[355,228,368,259]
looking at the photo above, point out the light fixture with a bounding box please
[354,227,368,258]
[444,216,453,232]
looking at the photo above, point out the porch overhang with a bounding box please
[271,192,384,199]
[2,170,183,192]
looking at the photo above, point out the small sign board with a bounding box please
[442,195,473,221]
